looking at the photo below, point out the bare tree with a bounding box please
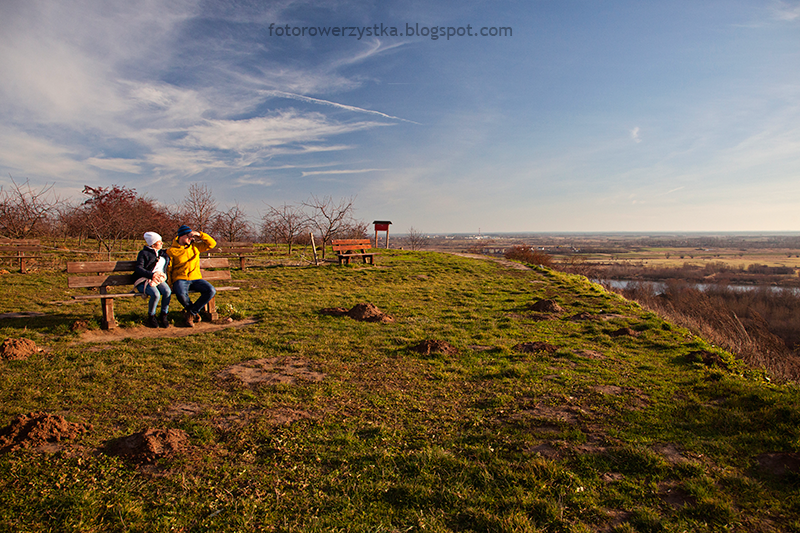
[406,227,428,251]
[181,183,217,232]
[303,195,356,259]
[337,220,370,240]
[0,177,64,238]
[79,185,175,255]
[212,203,253,242]
[261,203,308,254]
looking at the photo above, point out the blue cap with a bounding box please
[177,225,192,237]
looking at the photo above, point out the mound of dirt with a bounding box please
[411,339,459,356]
[513,341,559,354]
[104,428,190,464]
[569,312,596,321]
[610,327,638,337]
[217,357,326,386]
[528,299,563,313]
[0,338,39,361]
[0,412,92,452]
[320,303,394,323]
[686,350,727,367]
[71,320,89,333]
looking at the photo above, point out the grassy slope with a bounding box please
[1,250,799,532]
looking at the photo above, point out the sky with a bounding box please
[1,0,799,234]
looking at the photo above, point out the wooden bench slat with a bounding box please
[0,246,43,252]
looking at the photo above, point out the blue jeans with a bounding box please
[135,282,171,315]
[172,279,216,316]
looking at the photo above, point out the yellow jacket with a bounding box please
[166,232,216,282]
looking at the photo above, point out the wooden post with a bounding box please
[310,232,318,265]
[99,287,117,330]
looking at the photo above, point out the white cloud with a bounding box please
[85,157,143,174]
[631,127,642,143]
[301,168,388,177]
[773,1,800,21]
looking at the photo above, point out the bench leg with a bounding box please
[204,296,219,322]
[239,256,246,270]
[100,297,117,330]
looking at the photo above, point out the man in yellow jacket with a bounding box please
[167,225,217,327]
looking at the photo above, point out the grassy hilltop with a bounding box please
[1,250,800,532]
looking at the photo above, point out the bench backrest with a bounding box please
[207,245,254,255]
[332,239,373,252]
[67,258,232,289]
[0,238,42,253]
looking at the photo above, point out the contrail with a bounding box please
[266,91,421,124]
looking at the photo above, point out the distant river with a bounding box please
[596,279,800,296]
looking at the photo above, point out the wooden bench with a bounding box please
[332,239,376,265]
[66,257,239,329]
[0,238,43,273]
[206,242,255,270]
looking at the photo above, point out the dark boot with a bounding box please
[158,312,170,328]
[183,310,195,328]
[146,314,159,328]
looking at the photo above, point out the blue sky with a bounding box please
[1,0,799,233]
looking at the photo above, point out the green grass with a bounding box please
[1,250,799,532]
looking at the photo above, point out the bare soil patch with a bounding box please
[573,349,605,359]
[103,428,190,464]
[0,412,92,452]
[528,299,563,313]
[74,318,259,343]
[569,312,596,321]
[513,341,560,354]
[0,337,39,360]
[410,339,459,356]
[0,312,45,319]
[686,349,728,368]
[217,356,326,386]
[163,402,315,430]
[756,452,800,477]
[320,303,394,323]
[610,327,638,337]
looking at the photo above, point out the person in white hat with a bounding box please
[133,231,172,328]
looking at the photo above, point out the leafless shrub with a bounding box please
[0,178,64,238]
[406,227,428,251]
[261,203,308,254]
[303,195,357,259]
[504,245,553,268]
[181,183,217,233]
[212,203,253,242]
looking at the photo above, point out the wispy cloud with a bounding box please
[264,91,420,124]
[772,1,800,21]
[631,127,642,143]
[301,168,388,177]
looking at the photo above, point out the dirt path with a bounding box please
[447,252,532,271]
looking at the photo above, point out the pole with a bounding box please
[310,232,318,265]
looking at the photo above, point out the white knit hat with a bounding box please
[143,232,162,246]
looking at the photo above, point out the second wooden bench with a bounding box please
[331,239,377,265]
